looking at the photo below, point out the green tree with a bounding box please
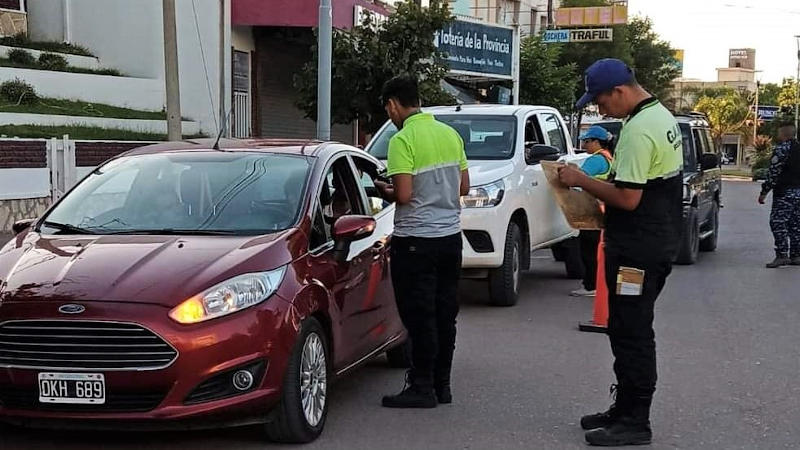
[519,35,577,113]
[777,78,798,109]
[626,17,680,101]
[758,82,781,106]
[294,0,454,134]
[694,89,751,149]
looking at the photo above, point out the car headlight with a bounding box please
[169,266,287,324]
[461,180,505,208]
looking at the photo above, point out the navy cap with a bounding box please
[576,59,634,109]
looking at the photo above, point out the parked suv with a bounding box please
[594,112,722,265]
[367,105,587,306]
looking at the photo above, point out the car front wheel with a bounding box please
[675,206,700,265]
[265,317,329,443]
[699,201,719,252]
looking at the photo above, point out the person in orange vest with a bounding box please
[570,125,614,297]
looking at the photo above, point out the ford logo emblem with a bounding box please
[58,304,86,314]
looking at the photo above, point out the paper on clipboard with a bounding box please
[541,160,605,230]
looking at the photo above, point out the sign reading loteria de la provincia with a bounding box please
[434,20,514,77]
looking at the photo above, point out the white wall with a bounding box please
[0,168,50,200]
[25,0,231,136]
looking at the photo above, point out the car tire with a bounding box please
[385,339,411,368]
[699,201,719,252]
[561,238,584,279]
[675,206,700,265]
[265,317,329,443]
[489,222,522,307]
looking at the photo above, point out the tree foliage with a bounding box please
[294,0,455,134]
[694,89,751,149]
[758,82,781,106]
[519,35,577,113]
[777,78,798,109]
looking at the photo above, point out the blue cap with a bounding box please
[579,125,611,141]
[575,58,634,109]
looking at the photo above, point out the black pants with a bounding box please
[604,250,672,417]
[580,230,601,291]
[390,233,462,388]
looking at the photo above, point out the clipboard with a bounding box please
[541,160,605,230]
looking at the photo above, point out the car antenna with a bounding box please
[212,108,233,150]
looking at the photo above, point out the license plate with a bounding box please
[38,373,105,405]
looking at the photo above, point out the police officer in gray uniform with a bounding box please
[759,122,800,268]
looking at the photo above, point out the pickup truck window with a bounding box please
[541,113,568,155]
[680,124,697,172]
[368,115,517,160]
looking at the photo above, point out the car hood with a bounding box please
[467,160,515,187]
[0,230,298,307]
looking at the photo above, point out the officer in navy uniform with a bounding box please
[758,122,800,267]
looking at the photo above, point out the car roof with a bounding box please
[121,138,339,158]
[423,104,558,116]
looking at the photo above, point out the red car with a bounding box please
[0,139,408,443]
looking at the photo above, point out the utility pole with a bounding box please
[219,0,227,138]
[754,80,759,145]
[547,0,554,28]
[162,0,182,141]
[317,0,332,141]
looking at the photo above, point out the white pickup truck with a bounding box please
[366,104,587,306]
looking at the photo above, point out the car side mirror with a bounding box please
[12,218,36,235]
[526,144,561,164]
[700,153,720,171]
[332,215,376,262]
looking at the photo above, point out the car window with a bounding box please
[351,156,390,216]
[541,113,567,154]
[680,124,697,172]
[703,129,716,154]
[692,128,706,165]
[313,157,364,249]
[524,115,543,146]
[42,153,311,235]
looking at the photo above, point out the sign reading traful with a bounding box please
[543,28,613,43]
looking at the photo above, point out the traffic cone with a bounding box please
[579,231,608,333]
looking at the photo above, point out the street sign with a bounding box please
[569,28,613,42]
[543,29,569,43]
[752,105,780,121]
[543,28,613,43]
[435,20,514,77]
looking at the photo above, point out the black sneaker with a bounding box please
[435,385,452,404]
[585,419,652,446]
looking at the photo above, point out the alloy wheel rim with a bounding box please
[299,332,327,427]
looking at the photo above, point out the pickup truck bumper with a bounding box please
[460,207,508,269]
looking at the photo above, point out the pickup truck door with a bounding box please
[537,111,580,239]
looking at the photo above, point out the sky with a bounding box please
[628,0,800,84]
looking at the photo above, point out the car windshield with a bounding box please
[368,115,517,160]
[41,152,311,236]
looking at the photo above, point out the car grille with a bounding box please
[0,386,166,412]
[0,320,178,370]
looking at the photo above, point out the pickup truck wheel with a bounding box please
[561,238,584,279]
[675,206,700,265]
[489,222,522,307]
[699,202,719,252]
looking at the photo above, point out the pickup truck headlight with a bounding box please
[461,180,505,208]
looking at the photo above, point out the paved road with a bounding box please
[2,181,799,449]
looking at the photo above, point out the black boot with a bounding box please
[434,371,452,404]
[581,385,625,430]
[585,396,652,447]
[766,252,791,268]
[382,371,436,409]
